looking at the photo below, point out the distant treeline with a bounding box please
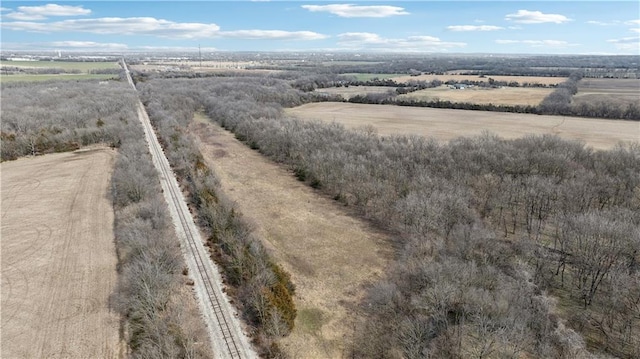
[332,73,640,121]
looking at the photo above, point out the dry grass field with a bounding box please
[1,146,123,358]
[315,85,396,99]
[574,78,640,107]
[189,114,392,358]
[285,103,639,150]
[398,85,553,106]
[392,73,567,85]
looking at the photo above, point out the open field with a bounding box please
[315,85,396,99]
[339,73,400,81]
[392,73,567,85]
[189,114,392,358]
[574,78,640,106]
[1,146,122,358]
[286,102,639,150]
[398,85,553,106]
[1,61,120,82]
[0,60,119,71]
[0,73,118,83]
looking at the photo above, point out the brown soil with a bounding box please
[398,85,553,106]
[285,102,639,150]
[1,147,123,358]
[392,74,567,85]
[189,114,392,358]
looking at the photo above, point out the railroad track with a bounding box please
[122,60,255,359]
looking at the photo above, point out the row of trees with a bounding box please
[0,80,136,161]
[134,73,640,358]
[333,72,640,120]
[138,78,298,357]
[1,79,212,357]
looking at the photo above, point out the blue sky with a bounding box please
[1,1,639,54]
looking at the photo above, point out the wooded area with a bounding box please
[1,79,212,358]
[135,73,639,358]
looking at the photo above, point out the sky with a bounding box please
[1,1,639,55]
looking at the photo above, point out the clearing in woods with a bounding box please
[189,113,392,358]
[397,85,553,106]
[285,102,639,150]
[574,78,640,107]
[1,147,123,358]
[391,73,567,85]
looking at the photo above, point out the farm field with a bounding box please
[1,146,123,358]
[0,60,119,71]
[189,114,392,358]
[315,85,396,99]
[0,60,120,82]
[339,72,400,81]
[398,85,553,106]
[574,78,640,107]
[286,102,639,150]
[392,73,567,85]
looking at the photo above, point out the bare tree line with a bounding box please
[1,79,212,358]
[132,74,639,358]
[137,78,297,358]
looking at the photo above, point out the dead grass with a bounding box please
[574,78,640,107]
[392,74,567,85]
[285,102,639,150]
[398,85,553,106]
[1,146,123,358]
[189,113,392,358]
[315,86,396,99]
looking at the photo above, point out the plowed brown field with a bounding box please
[1,147,123,358]
[286,103,639,150]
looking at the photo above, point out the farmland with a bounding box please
[392,73,567,85]
[574,78,640,107]
[315,85,396,99]
[400,85,553,106]
[0,60,120,82]
[1,147,122,358]
[286,102,639,150]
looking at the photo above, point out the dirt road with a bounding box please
[1,147,123,358]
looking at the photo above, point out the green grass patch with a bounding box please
[1,60,120,71]
[0,73,118,83]
[340,73,401,81]
[297,307,325,334]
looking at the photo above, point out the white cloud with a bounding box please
[337,32,465,52]
[5,4,90,21]
[447,25,503,32]
[496,39,576,47]
[220,29,328,40]
[1,17,327,41]
[586,20,620,26]
[2,17,221,39]
[626,19,640,25]
[302,4,409,18]
[50,41,128,50]
[505,10,570,24]
[608,36,640,52]
[631,28,640,33]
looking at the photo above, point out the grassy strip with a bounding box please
[139,81,297,357]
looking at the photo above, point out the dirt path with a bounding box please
[286,103,639,150]
[1,147,123,358]
[190,116,392,358]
